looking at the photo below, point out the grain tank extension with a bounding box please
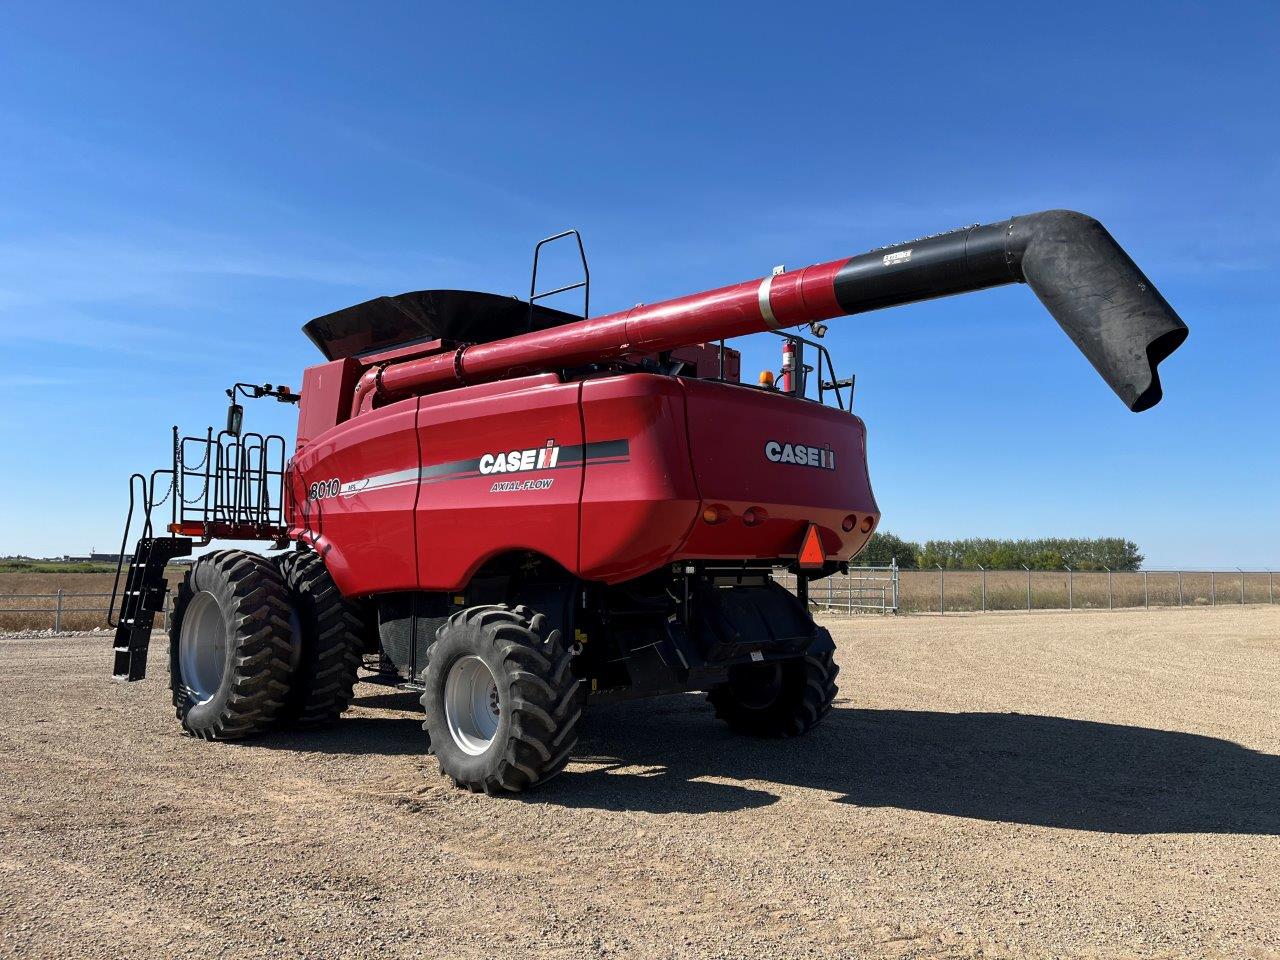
[109,210,1187,793]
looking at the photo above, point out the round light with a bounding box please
[860,516,874,533]
[842,514,857,532]
[743,507,765,527]
[702,506,721,524]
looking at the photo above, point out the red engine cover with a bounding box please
[287,373,878,597]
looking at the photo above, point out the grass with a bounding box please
[0,560,120,574]
[859,568,1275,614]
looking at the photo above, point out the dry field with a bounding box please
[2,606,1278,959]
[809,568,1276,615]
[5,568,1275,633]
[0,570,186,632]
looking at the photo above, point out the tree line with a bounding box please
[856,534,1144,571]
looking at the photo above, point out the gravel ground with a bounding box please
[1,607,1277,960]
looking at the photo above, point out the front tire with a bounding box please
[707,629,838,737]
[169,550,294,740]
[420,604,584,794]
[273,550,364,726]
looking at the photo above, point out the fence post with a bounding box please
[891,559,899,614]
[936,564,945,615]
[978,564,987,612]
[1177,571,1183,607]
[1237,568,1245,605]
[1269,569,1274,605]
[1105,566,1113,610]
[163,594,170,632]
[1211,571,1215,606]
[847,570,853,615]
[1022,564,1031,611]
[1143,570,1148,610]
[54,589,63,634]
[1065,565,1073,610]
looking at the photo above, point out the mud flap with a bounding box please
[691,579,817,664]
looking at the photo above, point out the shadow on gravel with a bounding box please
[535,697,1280,834]
[256,716,426,757]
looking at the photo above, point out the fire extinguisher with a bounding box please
[779,339,796,394]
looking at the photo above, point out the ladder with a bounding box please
[110,536,192,681]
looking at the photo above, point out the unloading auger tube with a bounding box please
[355,210,1187,412]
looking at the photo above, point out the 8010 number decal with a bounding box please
[307,478,341,500]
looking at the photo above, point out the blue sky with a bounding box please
[0,2,1276,566]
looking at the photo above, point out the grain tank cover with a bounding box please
[303,289,583,361]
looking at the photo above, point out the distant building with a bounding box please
[61,552,133,564]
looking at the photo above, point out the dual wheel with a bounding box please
[168,553,838,794]
[169,549,364,739]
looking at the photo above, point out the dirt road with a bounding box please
[2,607,1277,959]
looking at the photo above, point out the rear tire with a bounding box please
[420,604,584,794]
[273,550,364,726]
[707,629,838,737]
[169,550,294,740]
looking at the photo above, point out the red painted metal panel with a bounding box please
[415,375,582,590]
[295,357,361,451]
[675,379,879,562]
[578,375,700,583]
[288,396,420,596]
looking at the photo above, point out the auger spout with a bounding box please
[358,210,1187,412]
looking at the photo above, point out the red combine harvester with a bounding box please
[110,211,1187,793]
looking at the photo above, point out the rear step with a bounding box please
[110,536,193,681]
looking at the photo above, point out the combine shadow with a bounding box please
[350,689,424,711]
[255,716,426,757]
[533,697,1280,834]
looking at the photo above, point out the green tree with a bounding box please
[856,532,920,568]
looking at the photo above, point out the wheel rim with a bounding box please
[443,655,501,756]
[179,591,228,703]
[729,661,784,710]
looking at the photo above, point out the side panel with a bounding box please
[579,376,701,583]
[416,377,583,590]
[288,397,420,596]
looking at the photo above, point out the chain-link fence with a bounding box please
[3,564,1277,632]
[781,565,1277,615]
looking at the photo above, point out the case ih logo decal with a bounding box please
[479,440,560,475]
[764,441,835,470]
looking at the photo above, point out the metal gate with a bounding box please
[777,562,899,614]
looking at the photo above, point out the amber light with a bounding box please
[841,514,857,532]
[702,506,723,524]
[860,516,874,533]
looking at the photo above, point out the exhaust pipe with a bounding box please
[832,210,1188,411]
[356,210,1187,413]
